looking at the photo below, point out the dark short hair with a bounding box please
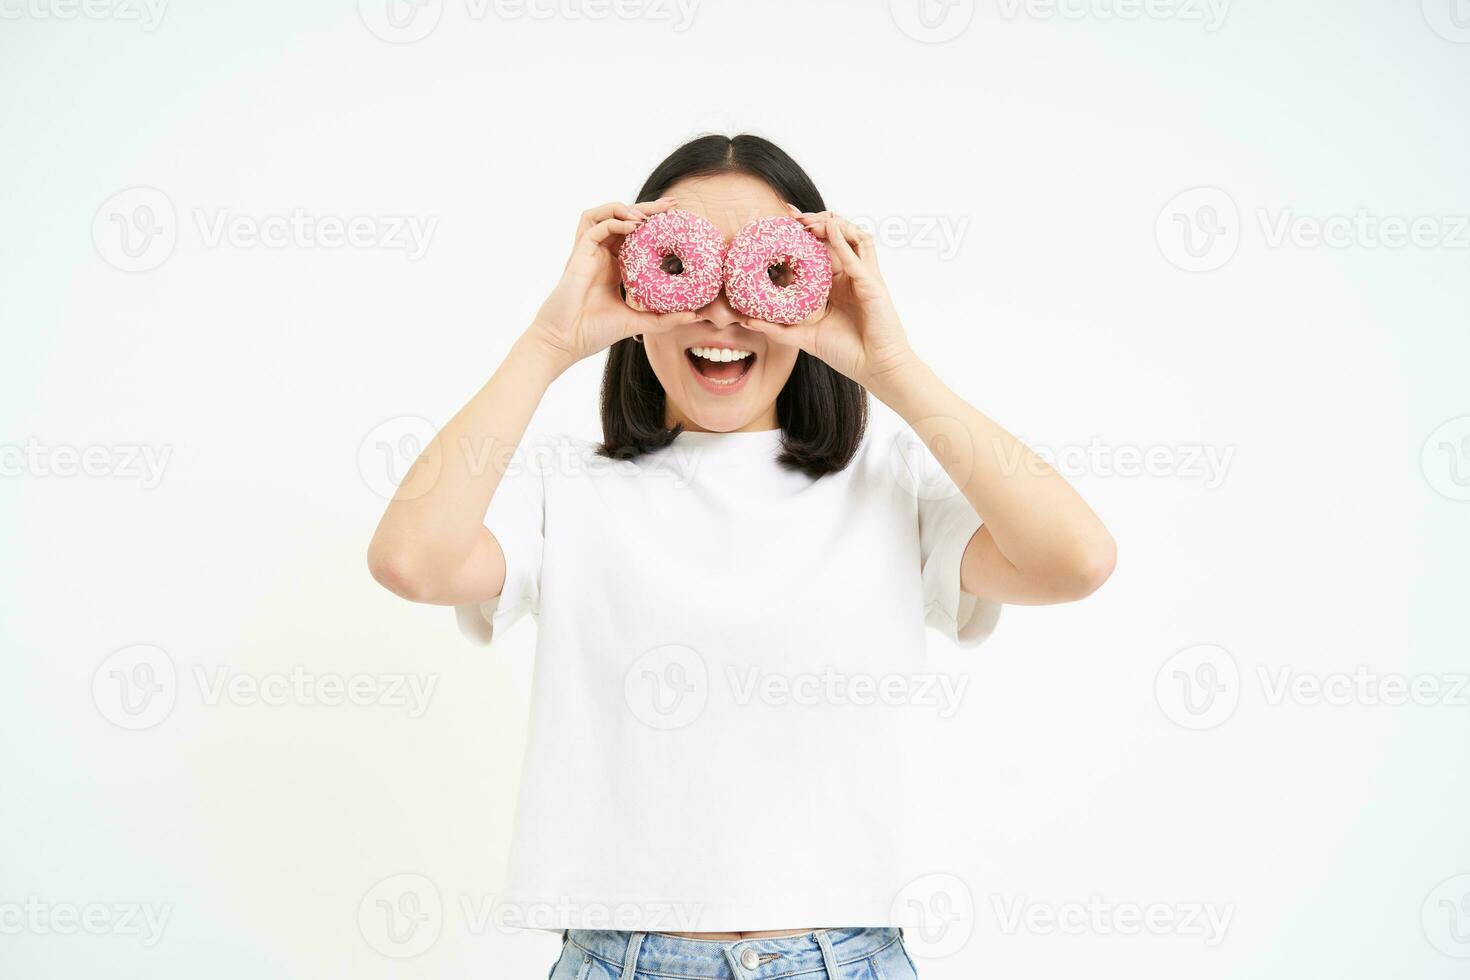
[599,134,868,478]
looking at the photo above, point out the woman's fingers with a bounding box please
[788,205,874,277]
[825,218,863,274]
[565,216,641,274]
[742,316,816,351]
[648,309,702,333]
[634,197,679,216]
[619,308,700,342]
[580,202,644,228]
[579,197,678,235]
[838,216,877,268]
[581,216,641,248]
[570,198,683,266]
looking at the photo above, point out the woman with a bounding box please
[368,134,1115,978]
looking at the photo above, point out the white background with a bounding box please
[3,0,1469,977]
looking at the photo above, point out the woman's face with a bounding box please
[632,172,801,433]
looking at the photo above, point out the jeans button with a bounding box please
[739,947,761,970]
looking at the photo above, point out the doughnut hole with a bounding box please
[767,260,796,288]
[660,253,685,276]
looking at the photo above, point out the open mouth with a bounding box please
[685,345,756,393]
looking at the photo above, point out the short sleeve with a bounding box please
[905,433,1002,648]
[454,440,546,646]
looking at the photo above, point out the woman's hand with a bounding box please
[743,205,918,391]
[751,207,1116,605]
[525,198,695,369]
[370,198,696,606]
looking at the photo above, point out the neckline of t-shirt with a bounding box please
[672,426,785,455]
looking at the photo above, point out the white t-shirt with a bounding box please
[455,425,1000,932]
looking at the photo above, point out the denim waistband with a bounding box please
[566,927,902,979]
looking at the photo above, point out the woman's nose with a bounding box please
[696,293,746,329]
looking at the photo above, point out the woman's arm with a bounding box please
[752,205,1116,606]
[871,358,1116,605]
[366,337,565,605]
[367,197,690,605]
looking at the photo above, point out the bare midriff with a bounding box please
[658,929,819,940]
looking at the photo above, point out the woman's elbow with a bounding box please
[1060,533,1117,600]
[367,540,439,603]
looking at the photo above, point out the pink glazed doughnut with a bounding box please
[618,209,726,313]
[722,215,833,325]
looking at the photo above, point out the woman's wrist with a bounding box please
[861,346,930,405]
[514,326,579,383]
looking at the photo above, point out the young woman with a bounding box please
[368,134,1115,979]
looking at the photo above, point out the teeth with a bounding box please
[689,346,753,362]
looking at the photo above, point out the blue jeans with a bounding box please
[549,928,920,979]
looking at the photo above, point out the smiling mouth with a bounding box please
[685,345,756,391]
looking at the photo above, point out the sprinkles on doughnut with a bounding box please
[618,209,726,313]
[722,215,832,325]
